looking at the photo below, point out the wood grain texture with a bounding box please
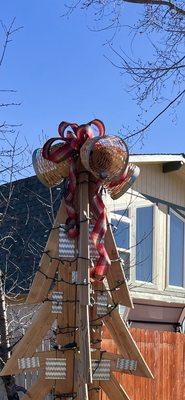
[102,294,153,379]
[78,170,90,306]
[76,169,92,399]
[105,224,133,308]
[100,373,131,400]
[88,385,100,400]
[102,328,185,400]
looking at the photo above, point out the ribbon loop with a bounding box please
[58,121,79,139]
[42,137,64,162]
[88,119,105,137]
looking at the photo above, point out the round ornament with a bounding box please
[32,147,70,188]
[80,135,129,182]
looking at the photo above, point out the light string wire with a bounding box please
[40,210,152,289]
[19,190,133,396]
[37,256,142,294]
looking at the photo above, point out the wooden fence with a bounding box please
[101,327,185,400]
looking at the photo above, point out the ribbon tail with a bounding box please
[90,185,111,281]
[65,160,79,239]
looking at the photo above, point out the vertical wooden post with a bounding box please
[76,168,92,399]
[78,169,91,307]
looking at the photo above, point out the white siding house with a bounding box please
[106,154,185,331]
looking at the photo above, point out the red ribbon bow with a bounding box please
[42,119,110,281]
[42,119,105,163]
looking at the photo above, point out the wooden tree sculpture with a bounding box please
[0,120,153,400]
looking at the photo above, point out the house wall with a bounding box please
[133,163,185,207]
[105,161,185,330]
[106,162,185,211]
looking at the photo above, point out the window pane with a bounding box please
[136,207,153,282]
[169,211,184,287]
[120,252,130,281]
[112,210,129,250]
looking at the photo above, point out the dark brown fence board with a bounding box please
[101,327,185,400]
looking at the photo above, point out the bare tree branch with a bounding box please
[124,88,185,139]
[65,0,185,136]
[121,0,185,16]
[0,18,23,67]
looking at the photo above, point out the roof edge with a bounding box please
[130,154,185,164]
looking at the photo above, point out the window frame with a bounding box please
[110,211,131,253]
[109,201,157,287]
[166,208,185,291]
[109,210,131,280]
[130,202,157,288]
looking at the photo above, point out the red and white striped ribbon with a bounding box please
[90,181,111,280]
[42,119,112,280]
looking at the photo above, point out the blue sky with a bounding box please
[1,0,185,172]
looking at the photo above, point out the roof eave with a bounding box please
[130,154,185,164]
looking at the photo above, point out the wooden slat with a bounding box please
[3,351,69,375]
[26,259,58,304]
[63,264,76,394]
[95,351,138,375]
[100,373,131,400]
[76,357,89,400]
[27,199,67,304]
[78,304,91,374]
[78,170,90,306]
[102,293,153,379]
[90,350,141,377]
[76,169,92,399]
[5,327,75,394]
[105,224,133,308]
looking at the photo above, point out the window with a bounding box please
[110,209,130,280]
[168,210,185,287]
[112,209,129,250]
[109,195,185,296]
[110,205,154,283]
[136,206,154,282]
